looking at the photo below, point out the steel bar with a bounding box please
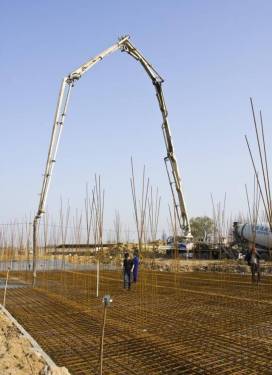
[1,269,272,374]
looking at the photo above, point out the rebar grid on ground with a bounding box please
[0,269,272,374]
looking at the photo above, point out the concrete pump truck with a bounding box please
[32,36,191,284]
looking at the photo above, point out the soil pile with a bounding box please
[0,310,70,375]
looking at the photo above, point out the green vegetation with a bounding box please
[190,216,213,240]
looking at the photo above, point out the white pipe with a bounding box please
[96,259,100,297]
[39,81,70,214]
[3,268,10,307]
[69,36,129,79]
[38,78,67,214]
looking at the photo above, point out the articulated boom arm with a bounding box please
[121,40,191,236]
[33,35,191,282]
[36,36,130,220]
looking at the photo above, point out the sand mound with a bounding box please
[0,309,70,375]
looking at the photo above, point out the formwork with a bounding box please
[0,267,272,374]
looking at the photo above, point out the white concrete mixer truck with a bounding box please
[233,222,272,259]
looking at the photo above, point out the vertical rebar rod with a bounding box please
[210,193,216,245]
[130,158,140,247]
[245,135,270,224]
[250,99,271,225]
[245,184,253,228]
[99,304,107,375]
[260,110,272,224]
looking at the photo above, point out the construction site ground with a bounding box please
[0,267,272,374]
[0,305,70,375]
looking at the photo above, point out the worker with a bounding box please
[132,249,139,283]
[123,252,133,289]
[248,245,261,283]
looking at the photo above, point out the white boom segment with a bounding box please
[32,35,191,284]
[121,40,191,236]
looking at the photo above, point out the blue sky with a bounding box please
[1,0,272,234]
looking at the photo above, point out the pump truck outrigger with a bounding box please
[32,35,191,285]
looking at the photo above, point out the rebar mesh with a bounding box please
[1,267,272,374]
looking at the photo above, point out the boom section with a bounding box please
[35,36,130,219]
[34,36,191,284]
[68,36,130,82]
[122,40,191,236]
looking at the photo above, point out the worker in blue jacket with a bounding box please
[132,249,139,283]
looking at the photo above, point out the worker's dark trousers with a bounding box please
[251,263,260,282]
[124,271,131,289]
[133,268,138,283]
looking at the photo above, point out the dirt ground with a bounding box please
[0,309,70,375]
